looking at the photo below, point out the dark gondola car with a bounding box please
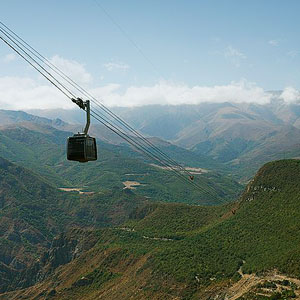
[67,134,97,163]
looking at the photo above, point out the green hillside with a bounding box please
[0,123,242,205]
[3,111,300,298]
[0,156,150,292]
[4,159,300,299]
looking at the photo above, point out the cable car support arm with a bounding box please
[72,97,90,135]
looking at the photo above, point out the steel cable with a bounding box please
[0,21,217,198]
[0,22,198,180]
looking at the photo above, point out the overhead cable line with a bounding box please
[93,0,162,78]
[0,21,199,183]
[90,110,214,195]
[0,22,215,197]
[0,29,75,100]
[0,23,213,197]
[76,4,203,180]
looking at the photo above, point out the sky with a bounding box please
[1,0,300,109]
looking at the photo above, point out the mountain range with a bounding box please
[0,108,241,294]
[27,97,300,181]
[1,101,300,299]
[0,109,241,204]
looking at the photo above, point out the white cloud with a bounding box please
[0,76,73,110]
[287,50,299,58]
[0,76,277,110]
[2,53,16,63]
[269,39,280,46]
[279,87,300,103]
[103,62,130,72]
[0,56,95,110]
[49,55,92,85]
[2,61,299,109]
[224,46,246,67]
[91,80,272,107]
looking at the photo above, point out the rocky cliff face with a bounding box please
[38,229,98,280]
[0,156,150,293]
[1,228,98,293]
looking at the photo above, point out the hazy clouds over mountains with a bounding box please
[1,56,300,110]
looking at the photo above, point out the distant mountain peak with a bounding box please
[0,109,68,127]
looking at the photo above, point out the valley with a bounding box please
[2,159,300,299]
[1,3,300,299]
[0,107,300,299]
[0,110,242,204]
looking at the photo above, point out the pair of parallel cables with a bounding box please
[0,21,215,197]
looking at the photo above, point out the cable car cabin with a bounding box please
[67,134,97,163]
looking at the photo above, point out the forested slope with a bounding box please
[3,159,300,299]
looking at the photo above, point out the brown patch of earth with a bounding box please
[58,188,94,195]
[122,181,142,190]
[150,164,208,174]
